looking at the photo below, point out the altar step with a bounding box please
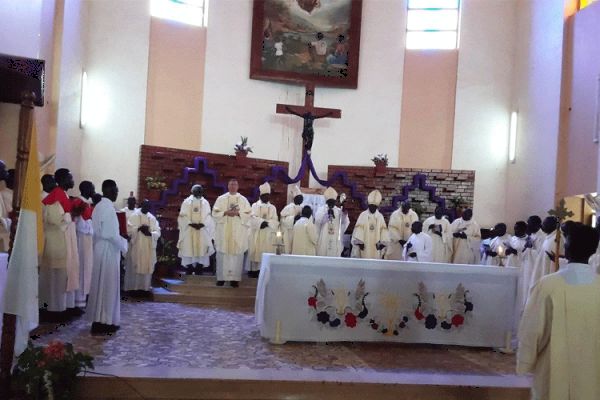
[77,368,531,400]
[152,275,257,310]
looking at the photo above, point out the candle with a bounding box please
[276,230,283,244]
[497,245,505,258]
[275,320,282,343]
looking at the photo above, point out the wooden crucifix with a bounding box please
[276,82,341,156]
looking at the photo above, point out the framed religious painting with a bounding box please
[250,0,363,89]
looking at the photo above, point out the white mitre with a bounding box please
[259,182,271,195]
[290,185,302,198]
[324,187,338,201]
[367,190,382,206]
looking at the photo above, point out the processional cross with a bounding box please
[276,82,342,155]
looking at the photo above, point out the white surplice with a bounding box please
[351,210,389,259]
[212,193,252,281]
[386,208,419,260]
[177,195,215,266]
[74,197,94,308]
[291,217,318,256]
[280,203,303,254]
[450,217,481,265]
[403,232,433,262]
[248,201,279,271]
[87,198,128,325]
[518,263,600,400]
[125,210,161,291]
[484,234,512,266]
[315,205,349,257]
[422,216,452,263]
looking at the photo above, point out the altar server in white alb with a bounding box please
[450,209,481,265]
[280,185,304,254]
[506,221,529,268]
[315,187,349,257]
[39,168,79,320]
[292,206,318,256]
[528,217,568,294]
[177,184,215,275]
[518,223,600,400]
[125,199,161,293]
[351,190,389,259]
[386,201,419,260]
[212,179,252,287]
[72,181,95,310]
[41,174,56,200]
[422,206,452,263]
[483,223,512,266]
[88,180,128,335]
[403,221,432,262]
[248,182,279,277]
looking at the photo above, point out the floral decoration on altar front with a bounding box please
[413,282,473,331]
[308,279,369,328]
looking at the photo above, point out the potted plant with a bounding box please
[371,153,388,175]
[145,173,167,201]
[12,340,94,400]
[155,237,180,280]
[449,196,466,219]
[234,136,253,161]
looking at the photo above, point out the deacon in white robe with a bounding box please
[87,180,128,334]
[177,185,215,274]
[450,209,481,265]
[528,220,568,295]
[518,223,600,400]
[351,190,389,259]
[212,179,252,286]
[506,221,529,268]
[248,182,279,276]
[39,169,79,318]
[423,207,452,263]
[386,201,419,260]
[403,222,433,262]
[291,206,318,256]
[125,200,161,292]
[520,216,547,307]
[315,187,349,257]
[72,181,95,310]
[483,223,512,266]
[120,195,138,280]
[280,185,304,254]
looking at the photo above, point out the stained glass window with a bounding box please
[406,0,460,49]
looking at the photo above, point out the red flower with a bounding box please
[43,340,65,360]
[345,313,357,328]
[307,297,317,308]
[451,314,464,327]
[37,360,46,368]
[414,308,425,320]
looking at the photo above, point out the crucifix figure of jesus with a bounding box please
[276,83,341,155]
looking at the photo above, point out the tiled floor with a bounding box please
[33,299,519,377]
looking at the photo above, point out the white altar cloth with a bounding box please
[0,253,8,334]
[256,254,519,348]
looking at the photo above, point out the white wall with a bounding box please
[201,0,406,183]
[505,0,564,224]
[54,0,88,184]
[80,0,150,197]
[452,0,518,228]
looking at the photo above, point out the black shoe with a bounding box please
[186,267,194,276]
[72,307,85,317]
[216,280,225,286]
[91,322,110,335]
[195,265,204,275]
[230,281,239,288]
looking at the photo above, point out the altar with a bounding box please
[256,254,519,348]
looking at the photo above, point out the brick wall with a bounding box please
[327,165,475,230]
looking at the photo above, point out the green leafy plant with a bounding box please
[145,173,167,190]
[156,237,179,266]
[234,136,253,154]
[12,341,94,400]
[449,196,466,209]
[371,153,388,166]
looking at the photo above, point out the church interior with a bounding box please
[1,0,600,399]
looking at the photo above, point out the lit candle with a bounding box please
[276,230,283,244]
[497,245,505,258]
[275,320,282,343]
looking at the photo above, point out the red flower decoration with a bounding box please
[414,308,425,320]
[43,340,65,360]
[451,314,464,327]
[345,313,357,328]
[307,297,317,308]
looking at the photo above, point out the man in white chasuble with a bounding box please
[351,190,389,259]
[386,201,419,260]
[280,185,304,254]
[248,182,279,277]
[315,187,349,257]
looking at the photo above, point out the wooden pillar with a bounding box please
[0,91,36,393]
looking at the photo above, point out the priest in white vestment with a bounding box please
[386,201,419,260]
[177,184,215,275]
[39,169,79,321]
[88,180,128,335]
[351,190,389,259]
[292,206,318,256]
[212,179,252,287]
[423,207,452,263]
[518,223,600,400]
[520,216,547,307]
[315,187,349,257]
[120,195,138,281]
[248,182,279,277]
[528,218,568,296]
[506,221,529,268]
[125,200,161,292]
[72,181,95,310]
[280,185,304,254]
[483,223,512,266]
[450,209,481,265]
[403,221,433,262]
